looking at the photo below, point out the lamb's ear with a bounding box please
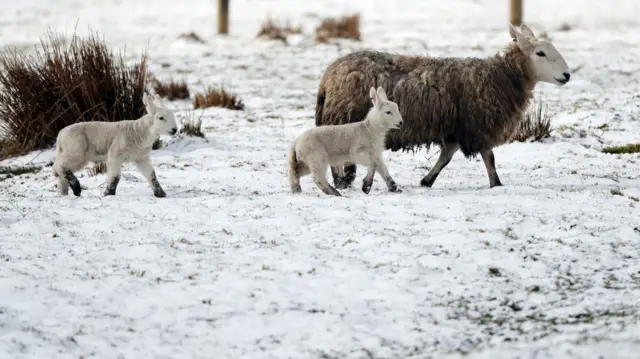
[153,94,165,108]
[369,86,380,108]
[376,86,388,102]
[509,24,532,51]
[143,94,156,114]
[520,23,536,39]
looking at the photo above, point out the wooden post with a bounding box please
[510,0,522,25]
[218,0,229,35]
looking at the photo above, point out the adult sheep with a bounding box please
[315,24,571,189]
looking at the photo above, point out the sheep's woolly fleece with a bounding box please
[1,0,640,358]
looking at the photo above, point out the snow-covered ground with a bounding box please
[1,0,640,358]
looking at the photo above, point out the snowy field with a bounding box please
[2,0,640,358]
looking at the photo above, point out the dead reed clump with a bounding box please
[315,13,361,43]
[86,162,106,177]
[153,77,190,101]
[511,100,554,143]
[179,110,205,138]
[0,29,149,161]
[192,85,244,111]
[256,17,302,44]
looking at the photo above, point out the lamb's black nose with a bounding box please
[170,128,177,135]
[563,72,571,81]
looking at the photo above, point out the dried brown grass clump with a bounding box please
[0,29,148,161]
[179,110,205,138]
[256,17,302,43]
[153,77,190,101]
[511,101,554,143]
[86,162,106,177]
[193,85,244,110]
[315,13,361,43]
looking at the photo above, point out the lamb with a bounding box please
[314,23,571,189]
[288,86,404,196]
[52,93,178,198]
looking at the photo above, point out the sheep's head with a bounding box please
[509,23,571,86]
[369,86,403,130]
[144,93,178,136]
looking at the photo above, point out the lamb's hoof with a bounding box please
[389,184,402,193]
[70,185,82,196]
[334,178,349,189]
[420,176,436,188]
[103,189,116,196]
[292,185,302,193]
[362,183,372,194]
[489,179,503,188]
[154,189,167,198]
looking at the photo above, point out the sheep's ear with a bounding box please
[520,23,536,39]
[509,24,532,51]
[376,86,388,102]
[369,87,380,108]
[153,94,165,108]
[144,94,157,114]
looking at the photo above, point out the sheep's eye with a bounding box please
[158,116,165,121]
[535,51,546,57]
[385,110,391,115]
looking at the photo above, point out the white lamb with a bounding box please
[52,93,178,198]
[287,86,404,196]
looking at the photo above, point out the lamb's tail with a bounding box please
[314,87,326,127]
[287,139,302,193]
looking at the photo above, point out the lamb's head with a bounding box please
[369,86,403,130]
[509,23,571,86]
[144,93,178,135]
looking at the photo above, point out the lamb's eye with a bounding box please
[159,116,165,121]
[535,51,546,57]
[385,111,391,115]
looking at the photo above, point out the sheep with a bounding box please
[52,93,178,198]
[314,23,571,189]
[288,86,404,196]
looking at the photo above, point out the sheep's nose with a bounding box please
[398,121,403,126]
[563,72,571,81]
[169,128,177,135]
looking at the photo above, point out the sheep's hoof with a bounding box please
[154,189,167,198]
[420,177,435,187]
[489,178,503,188]
[103,189,116,196]
[362,183,372,194]
[334,178,350,189]
[389,185,402,193]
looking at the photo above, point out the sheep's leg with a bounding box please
[420,142,460,187]
[134,158,167,198]
[310,164,341,196]
[104,157,123,196]
[342,162,357,186]
[331,165,349,189]
[361,162,377,194]
[58,168,81,196]
[480,149,503,188]
[374,157,401,193]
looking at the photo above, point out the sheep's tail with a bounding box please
[287,139,302,193]
[314,86,326,126]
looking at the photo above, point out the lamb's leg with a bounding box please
[134,158,166,198]
[374,157,402,193]
[480,149,503,188]
[342,162,357,186]
[60,168,81,196]
[310,164,341,196]
[420,142,460,187]
[104,156,123,196]
[361,162,377,194]
[331,165,348,189]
